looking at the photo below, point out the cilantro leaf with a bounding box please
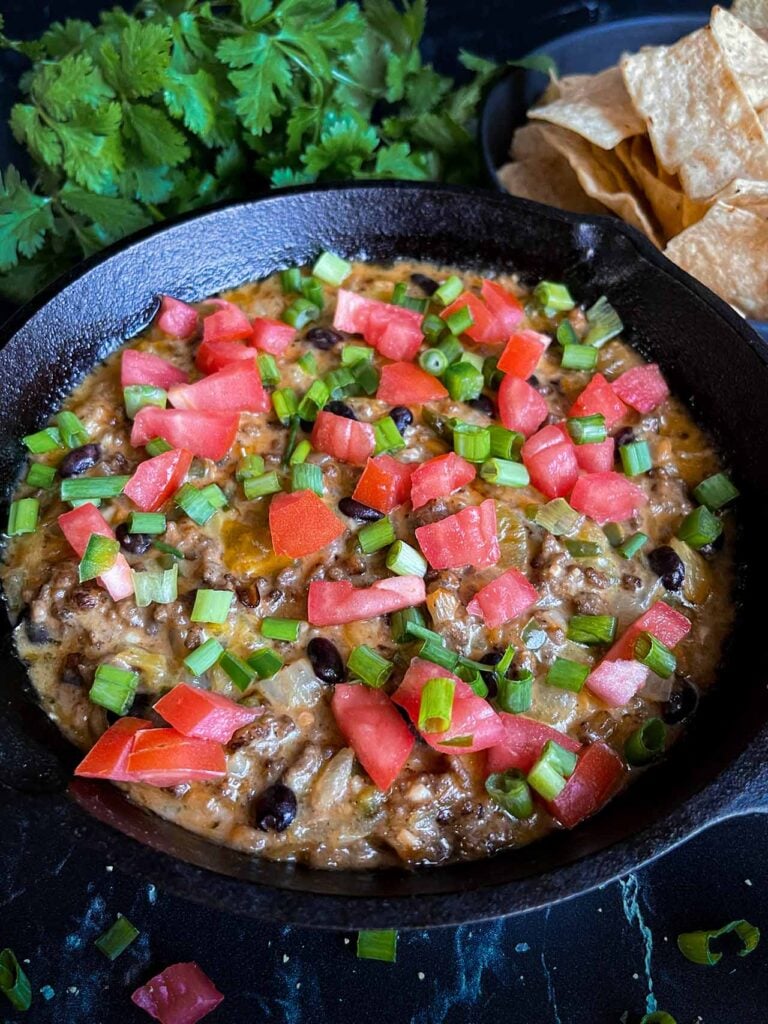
[373,142,428,180]
[40,18,95,59]
[302,112,378,177]
[59,184,151,242]
[98,20,172,99]
[163,68,219,144]
[57,102,124,194]
[30,55,113,120]
[123,103,189,166]
[10,105,62,167]
[217,34,292,136]
[0,167,54,271]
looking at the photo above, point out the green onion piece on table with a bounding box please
[219,651,256,691]
[90,664,139,715]
[25,463,56,489]
[128,512,166,534]
[282,297,320,329]
[634,632,676,678]
[7,497,39,535]
[373,416,406,455]
[480,457,529,487]
[61,475,130,501]
[584,296,623,347]
[676,506,722,549]
[453,422,490,462]
[0,948,32,1011]
[348,645,393,688]
[391,606,425,644]
[620,440,652,476]
[677,919,760,966]
[291,462,323,496]
[419,347,449,376]
[357,930,398,963]
[95,915,139,961]
[640,1014,677,1024]
[434,276,463,306]
[57,410,89,448]
[618,532,648,559]
[248,648,284,678]
[566,413,607,445]
[561,344,598,371]
[497,672,534,714]
[79,534,120,582]
[418,677,455,732]
[123,384,167,419]
[312,251,351,287]
[693,472,739,511]
[527,739,578,800]
[132,566,178,607]
[191,589,234,624]
[567,614,617,646]
[257,353,280,386]
[625,718,668,766]
[546,657,590,692]
[184,638,224,676]
[23,426,62,454]
[386,540,427,577]
[534,281,574,312]
[444,361,483,402]
[486,770,534,819]
[243,472,283,499]
[358,517,396,554]
[261,617,302,642]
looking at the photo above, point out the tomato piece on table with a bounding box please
[131,408,239,461]
[58,503,133,601]
[410,452,476,510]
[168,362,270,414]
[121,349,188,390]
[377,362,448,404]
[126,728,227,787]
[611,364,669,413]
[332,684,414,791]
[569,471,647,524]
[195,339,256,376]
[156,296,199,340]
[585,659,649,706]
[131,962,224,1024]
[497,374,549,437]
[415,499,499,570]
[250,317,296,355]
[546,741,624,828]
[307,575,426,626]
[486,713,581,775]
[74,718,150,781]
[311,410,375,465]
[154,683,261,745]
[569,372,628,428]
[497,330,550,379]
[480,279,525,336]
[521,424,579,498]
[201,302,252,344]
[440,291,501,344]
[124,448,192,512]
[466,568,539,629]
[351,455,413,513]
[269,490,345,558]
[574,436,615,474]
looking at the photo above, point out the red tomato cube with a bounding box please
[351,455,413,513]
[269,490,345,558]
[131,408,239,462]
[154,683,261,744]
[603,600,691,663]
[307,576,426,626]
[466,567,539,629]
[311,410,375,465]
[569,373,628,428]
[440,291,502,344]
[569,471,647,524]
[131,961,224,1024]
[124,448,192,512]
[480,280,525,336]
[121,349,188,390]
[415,499,499,570]
[498,375,549,437]
[332,684,414,791]
[574,436,615,474]
[497,329,550,379]
[74,718,150,781]
[201,301,252,343]
[585,659,649,706]
[611,364,670,413]
[156,296,199,340]
[58,503,133,601]
[195,339,256,376]
[126,728,227,787]
[410,452,476,510]
[546,741,624,828]
[377,362,448,404]
[250,317,296,355]
[522,424,579,498]
[168,362,270,414]
[486,713,581,775]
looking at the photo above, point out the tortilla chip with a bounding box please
[621,26,768,200]
[510,122,557,162]
[731,0,768,39]
[529,67,646,150]
[711,6,768,111]
[497,157,609,216]
[715,176,768,215]
[665,202,768,318]
[536,74,592,106]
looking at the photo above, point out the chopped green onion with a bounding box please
[564,539,601,558]
[124,385,167,419]
[79,534,120,582]
[419,637,459,671]
[289,440,311,465]
[422,312,445,341]
[676,506,722,549]
[357,930,397,963]
[677,919,760,966]
[603,522,624,547]
[486,770,534,818]
[358,516,396,554]
[351,360,379,395]
[219,650,256,691]
[261,617,302,642]
[453,422,491,463]
[404,620,443,645]
[282,297,320,329]
[625,717,667,766]
[386,540,427,577]
[300,276,326,309]
[90,663,139,715]
[23,426,62,454]
[174,482,218,524]
[546,657,590,692]
[618,532,648,559]
[25,462,56,489]
[57,410,89,448]
[291,462,323,495]
[60,475,129,501]
[534,281,574,312]
[390,606,425,644]
[418,676,455,732]
[567,614,617,646]
[184,638,224,675]
[257,353,280,386]
[146,436,173,456]
[489,425,523,461]
[7,497,39,536]
[634,631,676,678]
[533,498,580,536]
[280,267,303,293]
[483,355,504,390]
[496,672,534,714]
[444,305,474,336]
[419,347,449,376]
[248,648,284,678]
[272,387,299,424]
[373,416,406,455]
[313,251,351,286]
[556,320,580,346]
[243,472,283,499]
[190,589,234,624]
[640,1013,677,1024]
[0,948,32,1011]
[522,620,547,650]
[693,472,739,511]
[561,343,598,371]
[342,344,374,366]
[297,351,319,377]
[440,734,474,747]
[444,361,483,402]
[566,413,607,445]
[495,644,516,679]
[128,512,166,534]
[620,440,652,476]
[436,334,463,363]
[434,275,463,306]
[153,540,184,560]
[132,566,178,607]
[282,414,301,467]
[584,296,623,347]
[95,915,139,960]
[348,645,393,688]
[527,739,578,800]
[480,457,529,487]
[296,379,329,422]
[463,669,488,698]
[236,454,266,481]
[323,367,356,398]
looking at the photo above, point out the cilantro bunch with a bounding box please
[0,0,497,304]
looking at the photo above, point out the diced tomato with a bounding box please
[611,364,670,413]
[392,658,505,754]
[131,962,224,1024]
[131,408,239,461]
[466,568,539,629]
[58,503,133,601]
[126,728,227,787]
[74,718,150,781]
[570,471,647,524]
[546,741,624,828]
[168,362,269,414]
[604,600,691,663]
[311,410,375,465]
[157,296,199,340]
[521,424,579,498]
[333,290,423,360]
[410,452,476,510]
[497,330,549,379]
[250,317,296,355]
[440,291,501,344]
[480,279,525,336]
[269,490,345,558]
[124,449,192,512]
[351,455,413,514]
[497,374,549,437]
[574,436,615,473]
[377,362,448,405]
[486,713,581,775]
[370,313,423,361]
[585,659,648,706]
[569,373,628,428]
[121,349,189,390]
[415,499,499,570]
[307,576,426,626]
[332,684,414,791]
[195,339,256,376]
[333,289,382,335]
[201,301,252,344]
[154,683,261,744]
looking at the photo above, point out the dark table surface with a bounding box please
[2,2,768,1022]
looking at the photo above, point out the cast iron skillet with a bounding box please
[1,182,767,930]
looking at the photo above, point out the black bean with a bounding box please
[647,546,685,591]
[305,326,343,350]
[59,443,100,478]
[325,400,357,420]
[236,582,260,609]
[115,522,152,555]
[614,427,635,448]
[479,650,503,699]
[662,677,699,724]
[410,272,439,296]
[389,406,413,434]
[300,418,315,433]
[253,782,297,832]
[528,375,539,388]
[338,497,383,522]
[307,636,345,685]
[468,395,495,417]
[25,618,52,645]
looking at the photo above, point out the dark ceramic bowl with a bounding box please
[2,183,768,929]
